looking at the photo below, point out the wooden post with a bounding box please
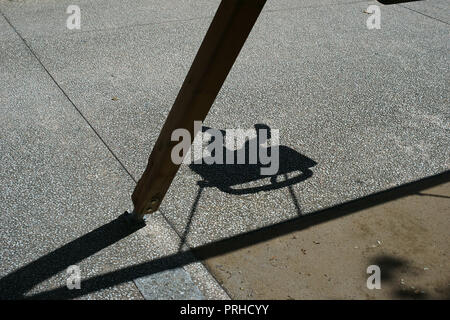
[131,0,266,219]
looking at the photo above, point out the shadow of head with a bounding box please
[189,124,316,194]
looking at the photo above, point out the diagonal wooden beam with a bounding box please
[131,0,267,220]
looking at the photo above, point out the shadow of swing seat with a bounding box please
[189,124,317,195]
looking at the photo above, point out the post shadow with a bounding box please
[0,212,145,299]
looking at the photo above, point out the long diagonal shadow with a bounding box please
[0,213,145,299]
[0,171,448,299]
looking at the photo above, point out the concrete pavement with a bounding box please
[0,0,448,299]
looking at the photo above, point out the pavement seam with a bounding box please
[30,15,215,39]
[137,217,232,299]
[396,3,449,26]
[157,207,232,299]
[0,9,138,185]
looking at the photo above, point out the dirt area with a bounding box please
[204,180,450,299]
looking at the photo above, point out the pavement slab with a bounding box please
[3,0,447,245]
[0,11,226,299]
[164,1,449,246]
[0,13,142,298]
[0,0,448,299]
[0,0,219,37]
[399,0,450,24]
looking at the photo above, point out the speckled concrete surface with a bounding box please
[163,1,450,247]
[0,0,219,37]
[2,0,447,249]
[399,0,449,24]
[134,267,205,300]
[136,213,229,300]
[0,0,448,299]
[0,14,143,298]
[0,9,226,299]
